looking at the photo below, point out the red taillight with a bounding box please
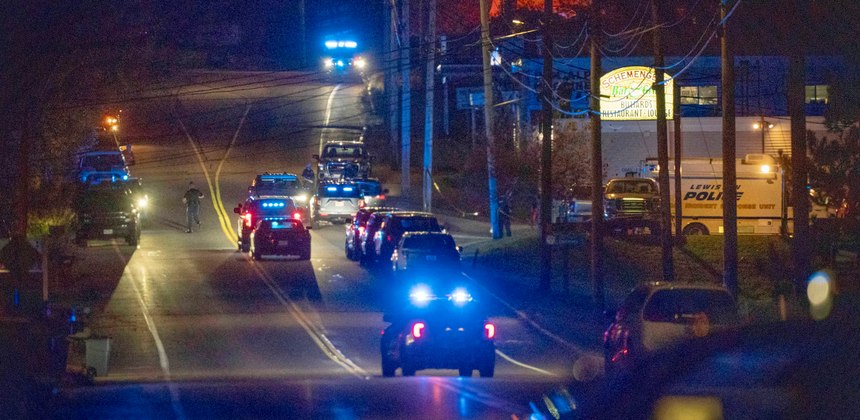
[243,213,253,227]
[386,234,392,242]
[293,212,301,219]
[358,199,366,208]
[484,323,495,339]
[412,322,425,339]
[358,226,365,234]
[377,194,385,200]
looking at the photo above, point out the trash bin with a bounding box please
[85,336,111,377]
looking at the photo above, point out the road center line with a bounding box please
[178,118,235,244]
[213,104,252,240]
[247,260,369,378]
[319,84,342,156]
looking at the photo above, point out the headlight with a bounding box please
[293,193,308,203]
[324,58,334,68]
[354,57,366,69]
[137,197,148,208]
[409,284,433,307]
[449,288,472,305]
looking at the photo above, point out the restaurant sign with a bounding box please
[599,66,673,121]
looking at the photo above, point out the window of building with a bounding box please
[805,85,829,104]
[680,85,718,105]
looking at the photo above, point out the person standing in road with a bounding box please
[183,181,204,233]
[498,195,512,237]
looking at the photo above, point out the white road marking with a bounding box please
[495,350,557,377]
[319,84,342,156]
[113,246,187,420]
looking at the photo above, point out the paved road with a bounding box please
[59,71,597,416]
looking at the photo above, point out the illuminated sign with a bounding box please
[599,66,673,121]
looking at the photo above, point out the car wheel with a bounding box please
[683,223,709,236]
[458,367,473,377]
[478,358,495,378]
[345,241,353,259]
[381,353,397,377]
[401,362,416,377]
[240,239,250,253]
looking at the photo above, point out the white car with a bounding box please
[603,282,741,374]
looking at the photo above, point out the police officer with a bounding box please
[183,181,204,233]
[498,195,512,237]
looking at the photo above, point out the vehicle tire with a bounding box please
[381,353,397,377]
[126,234,138,246]
[240,238,251,253]
[682,223,709,236]
[401,363,416,377]
[478,352,495,378]
[458,367,473,377]
[345,241,353,260]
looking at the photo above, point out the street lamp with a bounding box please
[753,115,774,154]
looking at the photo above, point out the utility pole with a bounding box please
[479,0,500,240]
[539,0,554,291]
[423,0,436,212]
[401,0,412,197]
[387,0,399,171]
[652,0,673,282]
[589,0,605,309]
[720,0,738,297]
[789,0,810,290]
[673,81,684,244]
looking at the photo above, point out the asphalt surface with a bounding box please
[53,70,601,417]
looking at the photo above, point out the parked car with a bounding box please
[354,178,388,207]
[247,173,308,203]
[75,182,141,247]
[77,149,130,183]
[310,182,364,226]
[314,141,371,180]
[234,197,301,252]
[391,232,461,272]
[603,282,742,374]
[571,317,860,419]
[249,217,311,261]
[603,177,661,234]
[371,212,442,266]
[345,206,397,261]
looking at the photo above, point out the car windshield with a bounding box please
[642,289,739,324]
[402,234,454,250]
[78,190,130,212]
[357,181,382,195]
[254,178,301,195]
[394,217,440,232]
[81,154,124,169]
[606,180,656,194]
[322,145,365,159]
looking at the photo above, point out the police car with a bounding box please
[380,277,496,377]
[249,217,311,261]
[233,197,301,253]
[248,173,309,204]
